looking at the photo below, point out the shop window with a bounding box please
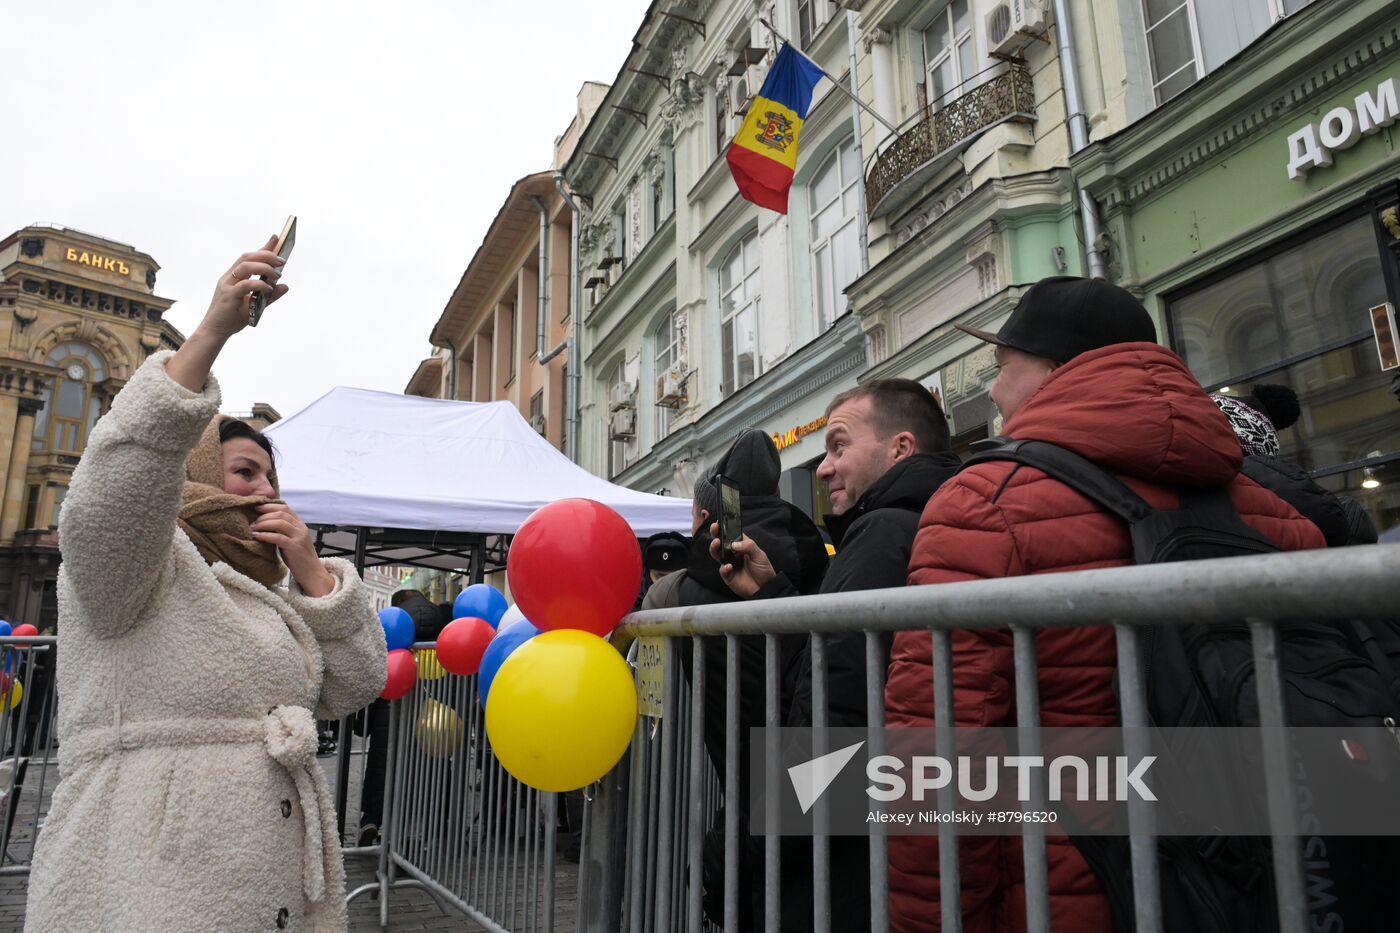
[1167,214,1398,532]
[719,232,762,396]
[1169,216,1385,389]
[809,137,862,331]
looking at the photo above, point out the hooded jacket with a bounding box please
[26,353,386,933]
[885,343,1325,933]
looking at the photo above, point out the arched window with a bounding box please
[809,137,862,331]
[720,232,761,396]
[34,342,108,454]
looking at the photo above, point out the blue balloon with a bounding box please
[378,606,415,651]
[0,622,11,639]
[477,618,540,706]
[453,584,508,628]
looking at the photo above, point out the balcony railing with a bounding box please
[866,63,1037,218]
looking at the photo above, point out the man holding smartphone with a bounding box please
[641,427,828,931]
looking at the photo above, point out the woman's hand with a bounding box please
[167,236,290,393]
[251,502,335,597]
[201,236,289,340]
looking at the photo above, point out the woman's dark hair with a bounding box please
[219,419,276,463]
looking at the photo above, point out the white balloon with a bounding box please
[498,604,526,629]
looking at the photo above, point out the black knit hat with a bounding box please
[692,428,781,518]
[955,276,1156,364]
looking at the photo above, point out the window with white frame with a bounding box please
[809,137,862,332]
[608,358,628,477]
[654,310,680,438]
[921,0,976,111]
[719,232,762,396]
[798,0,836,48]
[1142,0,1203,104]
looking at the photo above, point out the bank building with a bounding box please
[0,224,185,629]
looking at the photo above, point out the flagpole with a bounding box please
[758,16,900,136]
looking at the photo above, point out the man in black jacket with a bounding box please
[717,378,959,725]
[712,379,958,932]
[644,427,828,932]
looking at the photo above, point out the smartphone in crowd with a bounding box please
[248,215,297,327]
[716,473,744,569]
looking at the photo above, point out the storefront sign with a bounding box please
[772,416,828,452]
[65,247,130,275]
[1286,77,1397,180]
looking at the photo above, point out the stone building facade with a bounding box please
[0,224,184,628]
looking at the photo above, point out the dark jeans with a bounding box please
[359,699,391,827]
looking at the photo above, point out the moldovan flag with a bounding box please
[726,44,826,213]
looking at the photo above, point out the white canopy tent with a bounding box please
[262,386,692,571]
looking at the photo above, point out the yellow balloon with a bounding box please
[413,698,463,759]
[485,629,637,792]
[416,647,447,681]
[1,679,21,711]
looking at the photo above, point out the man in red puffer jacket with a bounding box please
[884,277,1326,933]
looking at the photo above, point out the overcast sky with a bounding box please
[5,0,648,416]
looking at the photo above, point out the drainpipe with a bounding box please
[1050,0,1108,280]
[530,196,550,359]
[553,173,582,463]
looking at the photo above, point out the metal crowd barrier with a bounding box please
[349,645,563,931]
[580,544,1400,933]
[0,635,59,880]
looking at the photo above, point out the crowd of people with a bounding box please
[20,233,1395,933]
[638,276,1393,932]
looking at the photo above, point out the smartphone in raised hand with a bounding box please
[716,473,744,569]
[248,215,296,327]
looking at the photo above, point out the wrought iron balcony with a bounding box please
[866,63,1036,219]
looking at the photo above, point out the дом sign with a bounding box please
[1286,77,1397,180]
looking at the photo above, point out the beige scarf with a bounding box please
[177,416,286,587]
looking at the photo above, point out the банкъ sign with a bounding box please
[1286,77,1398,180]
[64,247,130,275]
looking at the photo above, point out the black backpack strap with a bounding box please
[963,437,1155,524]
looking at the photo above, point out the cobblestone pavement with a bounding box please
[0,744,579,932]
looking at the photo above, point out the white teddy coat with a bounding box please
[24,352,387,933]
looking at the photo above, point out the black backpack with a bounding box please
[963,438,1400,933]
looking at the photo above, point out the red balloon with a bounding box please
[380,648,417,700]
[435,617,495,676]
[507,499,641,637]
[11,624,37,644]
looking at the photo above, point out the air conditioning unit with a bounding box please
[608,406,636,439]
[530,413,547,435]
[608,380,637,412]
[984,0,1046,57]
[655,364,687,409]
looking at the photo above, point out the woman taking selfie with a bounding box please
[25,238,387,932]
